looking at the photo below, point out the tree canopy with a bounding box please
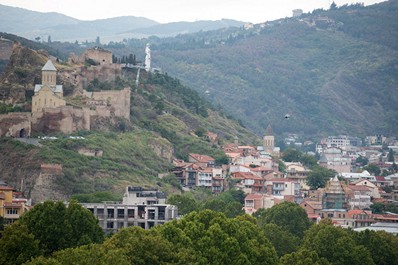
[0,200,104,264]
[256,201,311,238]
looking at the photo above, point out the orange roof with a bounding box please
[198,168,213,173]
[238,146,255,149]
[233,172,263,180]
[348,209,372,216]
[374,214,398,221]
[0,186,14,191]
[301,200,322,210]
[225,152,241,158]
[245,194,265,200]
[189,154,215,163]
[251,167,270,172]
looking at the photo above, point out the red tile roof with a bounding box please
[0,186,14,191]
[375,176,386,182]
[189,154,215,163]
[245,194,265,200]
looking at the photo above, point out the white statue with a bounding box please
[145,43,151,71]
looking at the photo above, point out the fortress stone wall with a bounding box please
[81,47,112,65]
[0,112,31,137]
[31,106,91,134]
[88,88,131,120]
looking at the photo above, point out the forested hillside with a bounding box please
[146,1,398,138]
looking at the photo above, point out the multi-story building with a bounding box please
[232,172,265,193]
[319,147,352,173]
[345,185,372,210]
[284,162,311,190]
[265,178,301,200]
[0,185,30,224]
[82,187,178,234]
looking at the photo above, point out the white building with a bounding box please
[82,187,178,233]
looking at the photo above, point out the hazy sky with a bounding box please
[0,0,386,23]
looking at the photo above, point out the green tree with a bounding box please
[281,248,330,265]
[353,230,398,265]
[388,148,395,162]
[26,244,130,265]
[356,156,369,166]
[262,223,300,257]
[370,202,385,214]
[257,201,311,238]
[302,222,375,265]
[282,148,302,162]
[307,166,336,190]
[300,154,318,168]
[157,210,279,265]
[167,194,198,215]
[0,216,4,235]
[0,222,42,265]
[19,200,104,255]
[103,227,175,265]
[363,163,381,176]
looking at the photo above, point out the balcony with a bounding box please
[4,213,20,219]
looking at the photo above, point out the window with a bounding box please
[7,209,18,215]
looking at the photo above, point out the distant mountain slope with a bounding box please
[0,4,79,33]
[0,4,244,42]
[127,19,245,37]
[148,0,398,138]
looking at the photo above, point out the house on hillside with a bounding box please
[319,147,352,173]
[352,179,381,199]
[244,193,280,214]
[188,153,215,168]
[265,178,301,201]
[300,200,322,222]
[231,171,265,193]
[284,162,311,190]
[0,185,31,225]
[344,185,372,210]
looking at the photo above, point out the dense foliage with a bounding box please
[142,1,398,138]
[2,202,398,265]
[0,201,104,265]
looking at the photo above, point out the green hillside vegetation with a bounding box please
[0,55,258,198]
[110,0,397,138]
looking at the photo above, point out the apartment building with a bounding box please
[82,187,178,233]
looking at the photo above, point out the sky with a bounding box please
[0,0,386,23]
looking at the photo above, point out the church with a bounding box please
[32,60,66,112]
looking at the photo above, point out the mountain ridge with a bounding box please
[0,4,245,42]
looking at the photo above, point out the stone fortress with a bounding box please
[0,47,131,137]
